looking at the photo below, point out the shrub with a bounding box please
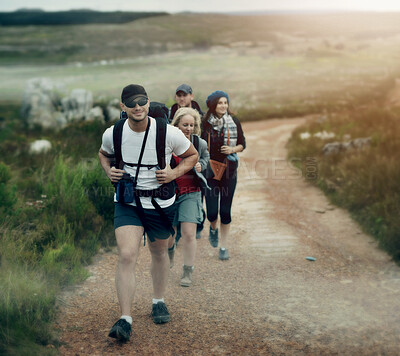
[0,162,16,218]
[43,155,105,258]
[82,163,114,223]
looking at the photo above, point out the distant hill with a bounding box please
[14,8,45,13]
[0,10,169,26]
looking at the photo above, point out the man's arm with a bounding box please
[155,143,198,184]
[98,149,125,183]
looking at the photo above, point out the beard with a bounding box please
[130,115,146,122]
[128,110,147,122]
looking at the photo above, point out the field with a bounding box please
[1,13,400,116]
[1,11,400,355]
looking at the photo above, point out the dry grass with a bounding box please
[287,107,400,261]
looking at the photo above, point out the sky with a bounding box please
[1,0,400,13]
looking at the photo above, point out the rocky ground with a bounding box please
[56,118,400,355]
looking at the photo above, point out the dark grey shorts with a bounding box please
[114,202,177,240]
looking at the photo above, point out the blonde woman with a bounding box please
[168,107,209,286]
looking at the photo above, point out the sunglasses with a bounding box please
[124,97,148,108]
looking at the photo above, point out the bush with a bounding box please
[82,163,114,223]
[0,162,16,218]
[54,120,109,161]
[0,153,114,353]
[0,98,115,354]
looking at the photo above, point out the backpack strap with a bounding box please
[192,134,199,152]
[155,118,167,169]
[113,118,127,170]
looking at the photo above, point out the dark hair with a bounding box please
[202,96,234,127]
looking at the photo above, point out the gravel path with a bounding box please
[56,118,400,355]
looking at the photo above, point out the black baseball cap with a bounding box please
[121,84,148,107]
[176,84,192,95]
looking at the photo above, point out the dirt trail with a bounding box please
[56,118,400,355]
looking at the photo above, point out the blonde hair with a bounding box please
[171,107,201,136]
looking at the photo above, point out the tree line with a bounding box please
[0,10,169,26]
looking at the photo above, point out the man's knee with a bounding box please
[115,225,143,265]
[149,239,169,259]
[118,248,138,265]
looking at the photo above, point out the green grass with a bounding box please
[0,239,59,355]
[0,115,115,353]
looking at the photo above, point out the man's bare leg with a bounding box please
[115,225,143,316]
[148,237,170,299]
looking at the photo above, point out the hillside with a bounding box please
[2,12,400,65]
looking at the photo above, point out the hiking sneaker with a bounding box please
[209,227,218,248]
[152,302,170,324]
[219,248,229,260]
[108,318,132,342]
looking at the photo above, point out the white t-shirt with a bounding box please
[101,117,190,209]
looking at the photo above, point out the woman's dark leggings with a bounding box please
[205,172,237,225]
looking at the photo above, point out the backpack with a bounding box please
[192,134,199,152]
[149,101,169,123]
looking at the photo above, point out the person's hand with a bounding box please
[220,145,234,155]
[194,162,202,172]
[156,164,175,184]
[108,167,125,183]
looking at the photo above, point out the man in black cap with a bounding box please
[168,83,204,123]
[99,84,198,342]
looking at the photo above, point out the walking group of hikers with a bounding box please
[98,83,246,342]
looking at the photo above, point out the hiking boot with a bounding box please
[168,244,175,268]
[108,318,132,342]
[180,265,194,287]
[219,248,229,260]
[152,302,170,324]
[209,227,218,248]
